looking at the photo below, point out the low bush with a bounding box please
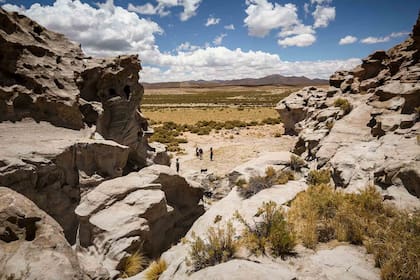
[290,154,306,171]
[237,167,295,198]
[235,201,295,257]
[307,169,331,185]
[144,259,167,280]
[334,98,352,114]
[261,117,281,125]
[188,222,238,271]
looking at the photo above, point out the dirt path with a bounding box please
[171,124,296,177]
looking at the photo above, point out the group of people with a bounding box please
[175,147,214,173]
[196,147,213,161]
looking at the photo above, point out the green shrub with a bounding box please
[334,98,352,114]
[307,169,331,185]
[235,201,295,257]
[188,222,238,271]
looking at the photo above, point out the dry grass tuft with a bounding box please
[188,222,238,271]
[119,251,147,278]
[144,259,167,280]
[334,98,352,114]
[288,184,420,279]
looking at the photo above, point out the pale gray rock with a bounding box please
[75,165,204,278]
[0,120,130,244]
[0,187,83,280]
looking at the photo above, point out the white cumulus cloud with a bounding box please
[278,33,316,47]
[312,5,335,28]
[360,36,389,44]
[244,0,299,37]
[2,0,361,83]
[339,35,357,45]
[205,16,220,26]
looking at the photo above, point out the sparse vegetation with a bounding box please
[143,87,296,107]
[237,167,295,198]
[148,116,282,152]
[144,259,167,280]
[334,98,352,114]
[119,251,147,278]
[235,201,295,257]
[188,222,238,271]
[307,169,331,185]
[290,154,306,171]
[288,184,420,279]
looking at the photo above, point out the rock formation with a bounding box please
[276,15,420,206]
[0,7,170,244]
[0,8,168,170]
[75,165,204,278]
[0,187,83,280]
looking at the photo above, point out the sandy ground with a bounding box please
[170,124,296,177]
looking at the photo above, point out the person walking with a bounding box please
[176,158,180,173]
[199,148,203,160]
[210,147,214,161]
[195,147,199,158]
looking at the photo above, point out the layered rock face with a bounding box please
[75,165,204,278]
[276,15,420,204]
[0,8,169,244]
[0,187,83,280]
[0,120,130,243]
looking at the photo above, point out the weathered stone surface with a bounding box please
[274,14,420,207]
[75,165,204,278]
[0,187,83,280]
[0,120,129,244]
[141,182,379,280]
[0,7,167,172]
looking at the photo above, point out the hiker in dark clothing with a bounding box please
[210,147,213,161]
[195,147,199,158]
[199,148,203,160]
[176,158,180,173]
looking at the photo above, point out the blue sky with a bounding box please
[2,0,418,82]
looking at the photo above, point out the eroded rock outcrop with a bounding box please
[0,7,167,171]
[0,187,83,280]
[276,14,420,206]
[0,120,130,244]
[75,165,204,278]
[0,7,171,246]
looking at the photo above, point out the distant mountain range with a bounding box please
[142,74,328,89]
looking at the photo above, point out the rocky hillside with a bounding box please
[0,8,204,279]
[277,14,420,205]
[0,6,419,280]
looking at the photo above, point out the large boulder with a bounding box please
[0,120,130,244]
[75,165,204,278]
[0,187,83,280]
